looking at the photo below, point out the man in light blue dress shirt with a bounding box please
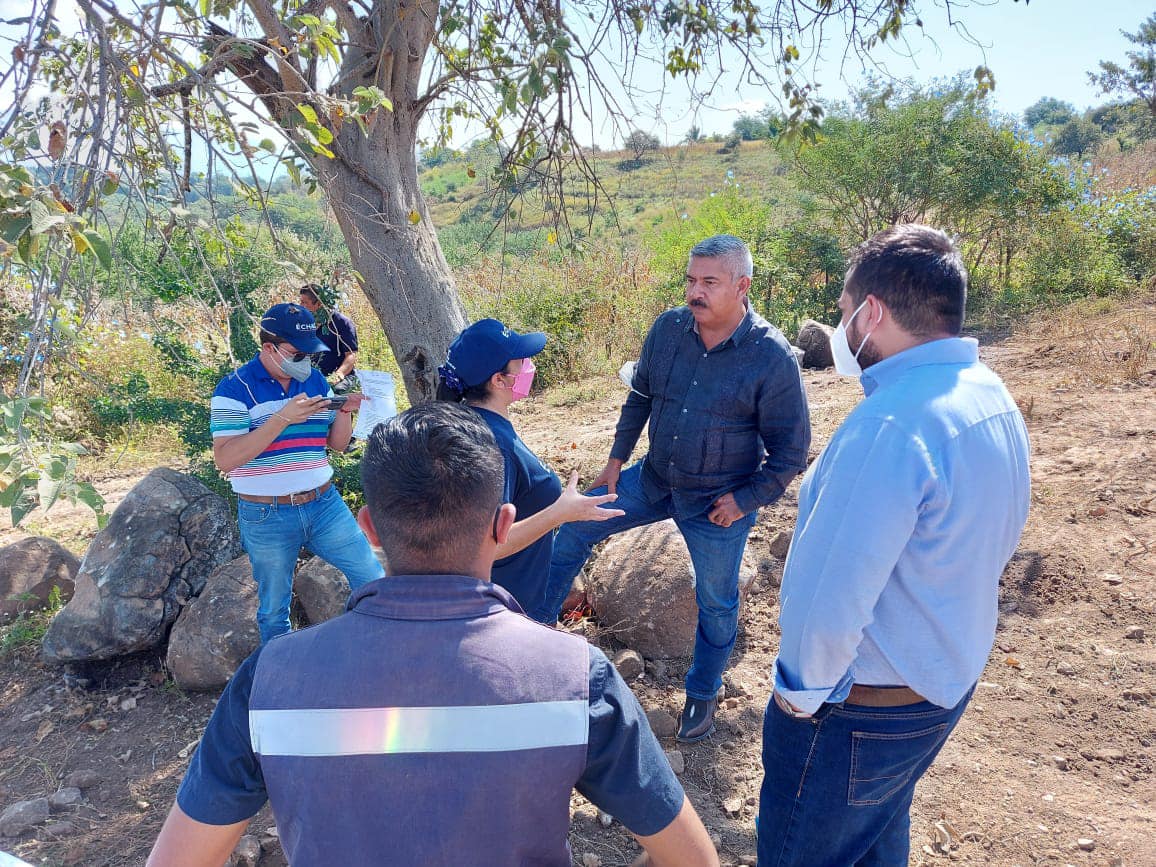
[757,225,1031,866]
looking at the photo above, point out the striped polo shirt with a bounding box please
[210,357,336,496]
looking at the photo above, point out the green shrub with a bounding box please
[1019,210,1132,302]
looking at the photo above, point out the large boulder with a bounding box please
[41,468,241,664]
[0,537,78,622]
[293,557,353,626]
[587,520,699,659]
[167,556,259,691]
[796,319,835,369]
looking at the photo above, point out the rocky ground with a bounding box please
[0,295,1153,866]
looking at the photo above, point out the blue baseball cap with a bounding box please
[260,303,328,353]
[442,319,548,388]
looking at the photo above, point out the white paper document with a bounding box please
[351,369,398,439]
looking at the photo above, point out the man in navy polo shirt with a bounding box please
[147,402,718,867]
[210,303,383,643]
[298,283,359,393]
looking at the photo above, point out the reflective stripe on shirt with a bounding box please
[249,700,589,757]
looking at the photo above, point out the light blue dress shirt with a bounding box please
[774,337,1031,713]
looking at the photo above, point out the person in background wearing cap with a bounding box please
[210,303,384,643]
[436,319,625,614]
[298,283,359,394]
[535,235,811,744]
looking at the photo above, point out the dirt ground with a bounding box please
[1,296,1153,866]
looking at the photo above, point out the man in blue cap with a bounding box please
[210,303,384,643]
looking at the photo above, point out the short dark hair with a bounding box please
[258,329,282,346]
[299,284,322,303]
[844,225,967,337]
[361,402,503,567]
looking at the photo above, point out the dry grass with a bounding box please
[1025,292,1156,385]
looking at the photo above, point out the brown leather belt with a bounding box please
[236,480,332,506]
[846,685,926,707]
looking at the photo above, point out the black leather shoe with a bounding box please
[676,696,717,742]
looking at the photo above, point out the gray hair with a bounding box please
[688,234,753,279]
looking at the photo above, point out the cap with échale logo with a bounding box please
[260,303,329,353]
[439,319,547,391]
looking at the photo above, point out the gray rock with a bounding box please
[167,556,260,691]
[665,749,685,775]
[1124,625,1145,640]
[587,520,697,659]
[61,770,100,790]
[42,820,75,837]
[0,537,78,622]
[769,530,793,560]
[612,649,645,682]
[47,788,82,812]
[230,834,262,867]
[646,708,679,739]
[293,558,354,626]
[1056,661,1076,676]
[41,469,241,664]
[796,319,835,369]
[1051,755,1069,771]
[0,797,50,837]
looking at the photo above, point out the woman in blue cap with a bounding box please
[437,319,623,614]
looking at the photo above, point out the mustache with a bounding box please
[689,298,708,308]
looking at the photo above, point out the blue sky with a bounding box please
[0,0,1148,152]
[621,0,1150,146]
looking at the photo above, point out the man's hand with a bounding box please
[589,458,624,495]
[555,471,625,523]
[707,492,745,528]
[773,689,813,720]
[279,395,329,425]
[341,393,369,413]
[331,374,357,394]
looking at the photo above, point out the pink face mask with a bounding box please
[510,358,536,401]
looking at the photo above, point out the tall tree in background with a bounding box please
[1090,13,1156,117]
[2,0,1006,401]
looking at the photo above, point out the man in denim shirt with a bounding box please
[536,235,811,742]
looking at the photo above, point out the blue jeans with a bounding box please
[757,687,974,867]
[237,484,384,643]
[533,462,757,700]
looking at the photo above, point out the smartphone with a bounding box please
[325,395,348,411]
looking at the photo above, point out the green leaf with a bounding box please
[38,473,64,513]
[0,214,31,245]
[11,486,38,527]
[28,200,64,235]
[1,398,28,434]
[259,138,277,152]
[199,0,210,15]
[74,483,105,516]
[315,125,334,145]
[0,477,26,509]
[297,103,318,125]
[84,231,112,270]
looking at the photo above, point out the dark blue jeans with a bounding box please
[534,462,757,700]
[757,687,974,867]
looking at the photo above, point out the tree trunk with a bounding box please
[318,21,465,402]
[320,127,466,403]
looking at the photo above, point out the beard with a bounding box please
[851,322,883,369]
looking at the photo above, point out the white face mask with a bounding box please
[274,346,314,383]
[830,299,874,378]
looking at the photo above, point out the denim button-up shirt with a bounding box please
[611,305,811,518]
